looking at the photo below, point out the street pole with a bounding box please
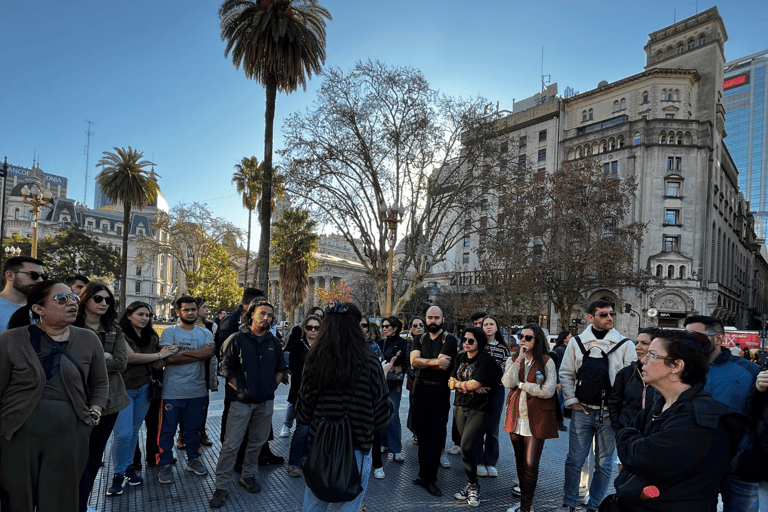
[21,182,53,258]
[380,202,404,316]
[0,157,8,270]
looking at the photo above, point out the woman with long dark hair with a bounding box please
[380,316,408,463]
[74,282,130,512]
[296,303,391,511]
[405,316,425,443]
[502,323,558,512]
[108,302,176,496]
[0,281,108,512]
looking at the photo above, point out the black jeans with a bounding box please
[412,380,450,484]
[454,406,486,484]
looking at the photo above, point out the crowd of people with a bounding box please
[0,255,766,512]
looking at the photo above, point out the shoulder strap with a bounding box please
[573,335,589,357]
[29,325,90,405]
[607,338,631,355]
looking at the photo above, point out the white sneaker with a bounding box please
[476,464,488,477]
[446,445,461,455]
[373,467,385,479]
[440,454,451,468]
[279,425,291,437]
[486,465,498,477]
[506,505,533,512]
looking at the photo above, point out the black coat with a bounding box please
[286,337,309,405]
[607,361,658,434]
[614,383,748,512]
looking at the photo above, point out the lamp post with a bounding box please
[4,246,20,259]
[379,202,404,316]
[0,157,8,269]
[21,182,53,258]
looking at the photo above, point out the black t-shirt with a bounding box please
[414,331,458,383]
[451,351,501,412]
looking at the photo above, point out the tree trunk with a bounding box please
[244,209,252,287]
[257,78,277,292]
[119,203,130,313]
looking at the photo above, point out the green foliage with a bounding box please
[185,243,242,312]
[270,208,319,314]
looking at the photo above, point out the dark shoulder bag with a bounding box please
[303,394,363,503]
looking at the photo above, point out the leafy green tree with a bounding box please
[219,0,331,291]
[270,208,319,315]
[185,243,241,312]
[41,226,121,281]
[96,147,159,311]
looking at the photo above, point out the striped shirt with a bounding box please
[485,341,511,374]
[296,355,391,453]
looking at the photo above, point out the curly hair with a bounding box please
[460,326,488,352]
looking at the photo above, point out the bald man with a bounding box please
[409,306,458,497]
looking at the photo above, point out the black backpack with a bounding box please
[574,335,630,407]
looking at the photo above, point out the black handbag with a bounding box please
[303,396,363,503]
[598,494,625,512]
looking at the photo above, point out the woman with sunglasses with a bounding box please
[449,326,502,508]
[380,316,408,463]
[474,315,510,479]
[108,302,176,496]
[74,282,130,512]
[405,316,425,443]
[0,281,108,512]
[286,314,322,477]
[502,323,558,512]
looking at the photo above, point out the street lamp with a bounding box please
[4,246,21,258]
[0,157,8,269]
[379,201,404,316]
[21,182,53,258]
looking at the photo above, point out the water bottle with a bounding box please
[535,371,544,385]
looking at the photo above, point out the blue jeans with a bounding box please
[380,386,402,454]
[285,403,296,428]
[477,385,505,466]
[289,424,311,466]
[303,450,372,512]
[709,471,759,512]
[562,409,615,509]
[158,396,208,466]
[112,384,151,474]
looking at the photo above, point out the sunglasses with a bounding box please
[15,270,48,281]
[52,293,80,305]
[596,312,615,318]
[382,324,392,328]
[92,295,114,305]
[305,325,320,331]
[519,334,535,342]
[462,337,477,345]
[411,324,423,328]
[360,323,369,328]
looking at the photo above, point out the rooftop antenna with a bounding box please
[84,119,94,206]
[541,46,551,93]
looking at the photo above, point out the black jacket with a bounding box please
[220,329,286,404]
[734,385,768,482]
[615,383,749,512]
[286,337,309,405]
[607,361,658,434]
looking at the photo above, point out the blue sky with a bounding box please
[1,0,765,247]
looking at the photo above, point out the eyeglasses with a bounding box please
[360,323,369,328]
[462,337,477,345]
[411,324,423,329]
[473,321,483,326]
[519,334,534,342]
[382,324,392,329]
[643,350,674,362]
[14,270,48,281]
[596,312,616,318]
[51,293,80,305]
[92,295,114,305]
[305,325,320,331]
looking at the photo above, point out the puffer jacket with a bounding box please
[607,361,658,434]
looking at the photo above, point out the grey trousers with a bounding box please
[214,400,273,490]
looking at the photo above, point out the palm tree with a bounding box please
[219,0,331,291]
[270,208,319,319]
[96,147,158,311]
[232,157,260,287]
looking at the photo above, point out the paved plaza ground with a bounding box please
[87,382,760,512]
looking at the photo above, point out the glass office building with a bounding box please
[724,50,768,236]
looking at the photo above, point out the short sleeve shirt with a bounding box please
[451,351,501,411]
[160,325,213,399]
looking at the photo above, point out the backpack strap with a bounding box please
[606,338,631,355]
[573,335,589,357]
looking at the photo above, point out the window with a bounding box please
[633,132,641,145]
[582,111,587,122]
[642,91,649,104]
[667,157,681,170]
[676,44,684,54]
[135,281,141,293]
[500,143,508,154]
[136,266,142,276]
[462,253,470,264]
[519,135,526,149]
[613,100,619,112]
[656,264,663,277]
[463,237,471,247]
[603,161,619,175]
[538,130,547,143]
[102,225,108,234]
[14,209,19,220]
[518,154,526,168]
[620,98,626,110]
[537,168,545,179]
[537,149,546,162]
[28,212,33,222]
[679,266,686,279]
[481,201,489,211]
[114,281,120,291]
[663,235,679,252]
[666,181,681,197]
[668,265,675,279]
[665,209,680,225]
[137,229,144,237]
[687,39,695,50]
[588,109,593,120]
[87,221,93,232]
[665,113,675,119]
[116,226,122,236]
[698,35,706,46]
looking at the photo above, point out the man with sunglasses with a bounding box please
[0,256,45,333]
[684,315,761,512]
[557,300,636,512]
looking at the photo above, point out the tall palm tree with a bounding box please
[271,208,319,318]
[219,0,331,291]
[96,147,158,311]
[232,156,260,286]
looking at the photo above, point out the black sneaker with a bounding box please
[125,467,143,486]
[209,488,228,508]
[239,476,261,493]
[105,473,125,496]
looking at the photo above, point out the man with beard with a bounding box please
[156,296,215,484]
[209,300,287,507]
[0,256,45,332]
[410,306,459,497]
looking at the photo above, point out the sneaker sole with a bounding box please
[105,489,123,496]
[185,466,208,476]
[126,480,143,486]
[158,478,173,484]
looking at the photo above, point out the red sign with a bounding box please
[723,74,748,90]
[722,331,761,350]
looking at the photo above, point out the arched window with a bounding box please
[668,265,675,279]
[677,133,683,145]
[679,266,686,279]
[582,110,587,122]
[633,132,641,145]
[620,98,626,110]
[577,147,582,158]
[677,43,684,54]
[642,91,649,104]
[661,88,667,100]
[588,109,593,120]
[609,139,616,151]
[618,136,625,148]
[660,135,667,144]
[698,34,706,46]
[585,145,592,156]
[613,100,619,112]
[656,264,663,277]
[687,39,695,50]
[672,89,679,101]
[14,209,19,220]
